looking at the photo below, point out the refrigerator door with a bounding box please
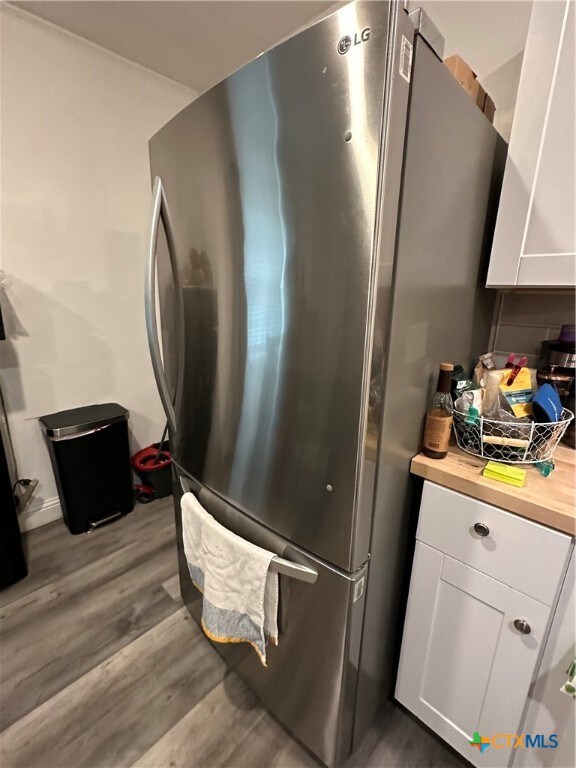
[148,1,392,572]
[174,475,368,768]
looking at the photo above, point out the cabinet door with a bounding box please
[487,0,575,287]
[512,550,575,768]
[396,542,552,767]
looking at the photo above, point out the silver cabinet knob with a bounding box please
[473,522,490,537]
[513,619,532,635]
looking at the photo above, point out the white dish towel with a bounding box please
[181,491,279,666]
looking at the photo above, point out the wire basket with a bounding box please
[453,408,574,464]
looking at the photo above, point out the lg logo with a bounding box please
[337,27,370,55]
[337,35,352,55]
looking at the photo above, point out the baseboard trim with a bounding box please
[19,497,62,532]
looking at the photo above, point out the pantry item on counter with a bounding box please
[499,363,535,418]
[482,435,530,448]
[466,406,480,426]
[558,324,575,345]
[453,349,573,462]
[532,383,563,423]
[535,460,555,477]
[482,424,533,461]
[479,352,495,370]
[473,353,500,389]
[481,367,535,419]
[538,326,575,411]
[482,461,526,488]
[505,356,528,386]
[422,363,454,460]
[536,369,574,404]
[454,389,483,417]
[450,365,478,399]
[562,392,575,448]
[453,402,573,464]
[538,340,575,372]
[546,341,576,370]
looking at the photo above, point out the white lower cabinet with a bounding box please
[395,482,573,768]
[396,542,551,766]
[512,551,575,768]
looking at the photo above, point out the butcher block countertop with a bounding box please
[411,444,576,536]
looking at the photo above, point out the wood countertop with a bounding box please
[411,444,576,536]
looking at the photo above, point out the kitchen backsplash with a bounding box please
[491,291,576,367]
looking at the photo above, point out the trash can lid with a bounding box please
[39,403,129,438]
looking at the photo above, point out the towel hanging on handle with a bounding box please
[181,492,278,665]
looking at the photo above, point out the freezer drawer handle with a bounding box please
[270,557,318,584]
[145,176,177,433]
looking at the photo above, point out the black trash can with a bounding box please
[39,403,134,534]
[0,432,27,588]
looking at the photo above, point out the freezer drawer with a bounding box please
[174,473,368,768]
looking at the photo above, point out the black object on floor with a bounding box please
[39,403,134,534]
[0,429,27,589]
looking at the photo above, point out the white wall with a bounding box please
[0,6,195,529]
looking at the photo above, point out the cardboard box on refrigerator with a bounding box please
[469,79,487,110]
[483,95,496,123]
[444,54,476,89]
[444,54,487,110]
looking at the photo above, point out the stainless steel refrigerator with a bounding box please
[145,2,505,765]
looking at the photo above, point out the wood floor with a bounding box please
[0,499,466,768]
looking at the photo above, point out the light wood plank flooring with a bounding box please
[0,499,466,768]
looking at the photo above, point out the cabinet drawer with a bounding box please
[417,482,572,605]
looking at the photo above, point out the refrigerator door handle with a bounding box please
[145,176,177,433]
[179,476,318,584]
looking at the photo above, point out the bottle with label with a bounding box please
[423,363,454,459]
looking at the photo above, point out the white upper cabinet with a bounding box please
[487,0,575,287]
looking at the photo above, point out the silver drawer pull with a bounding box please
[473,522,490,537]
[513,619,532,635]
